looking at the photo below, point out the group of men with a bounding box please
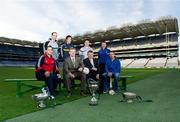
[35,32,121,97]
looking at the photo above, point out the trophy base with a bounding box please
[89,97,98,106]
[38,101,46,108]
[89,103,98,106]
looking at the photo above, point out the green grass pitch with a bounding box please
[0,67,179,121]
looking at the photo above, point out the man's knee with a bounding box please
[113,73,120,80]
[36,70,45,81]
[65,74,71,80]
[102,73,107,77]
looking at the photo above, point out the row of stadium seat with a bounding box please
[0,44,40,66]
[121,57,179,68]
[0,33,179,68]
[90,34,178,52]
[0,60,36,66]
[0,44,40,56]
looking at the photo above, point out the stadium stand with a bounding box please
[0,38,40,66]
[0,60,36,66]
[145,57,167,68]
[166,57,179,68]
[121,59,134,68]
[68,16,179,68]
[126,58,149,68]
[0,16,179,68]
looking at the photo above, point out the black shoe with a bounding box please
[54,90,59,95]
[80,92,86,96]
[98,90,103,94]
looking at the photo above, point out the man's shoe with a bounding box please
[67,92,72,98]
[103,91,108,94]
[54,90,59,95]
[48,95,55,100]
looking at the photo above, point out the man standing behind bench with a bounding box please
[98,41,110,93]
[35,46,61,96]
[43,32,59,62]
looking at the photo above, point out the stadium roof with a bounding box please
[70,16,179,45]
[0,37,39,47]
[0,16,178,46]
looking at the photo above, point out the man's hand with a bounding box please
[108,72,113,77]
[78,67,83,72]
[44,71,50,77]
[57,74,61,79]
[69,72,75,78]
[96,74,100,80]
[92,67,97,71]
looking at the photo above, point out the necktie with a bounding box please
[72,58,75,67]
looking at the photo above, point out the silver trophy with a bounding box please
[122,92,137,103]
[88,78,99,106]
[32,87,56,108]
[120,92,153,103]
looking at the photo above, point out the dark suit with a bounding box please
[83,58,99,80]
[64,56,86,91]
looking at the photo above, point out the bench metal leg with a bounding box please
[16,81,21,98]
[121,78,127,91]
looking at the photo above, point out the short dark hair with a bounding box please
[51,32,57,36]
[65,35,72,40]
[47,45,53,49]
[87,50,93,53]
[109,51,115,54]
[101,41,106,44]
[84,38,89,42]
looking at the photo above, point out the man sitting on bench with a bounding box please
[103,51,121,94]
[83,50,99,81]
[64,48,87,97]
[35,46,61,96]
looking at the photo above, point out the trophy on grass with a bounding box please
[88,78,99,106]
[32,87,56,108]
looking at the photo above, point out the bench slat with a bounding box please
[4,78,43,98]
[5,78,37,81]
[4,76,133,97]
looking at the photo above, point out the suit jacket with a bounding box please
[64,56,84,74]
[83,58,99,74]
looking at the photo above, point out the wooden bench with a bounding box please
[4,75,132,98]
[73,75,132,91]
[4,79,44,98]
[119,75,133,91]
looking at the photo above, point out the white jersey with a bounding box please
[79,46,93,60]
[48,40,59,60]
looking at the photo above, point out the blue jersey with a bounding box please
[105,58,121,74]
[60,43,74,61]
[98,48,110,64]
